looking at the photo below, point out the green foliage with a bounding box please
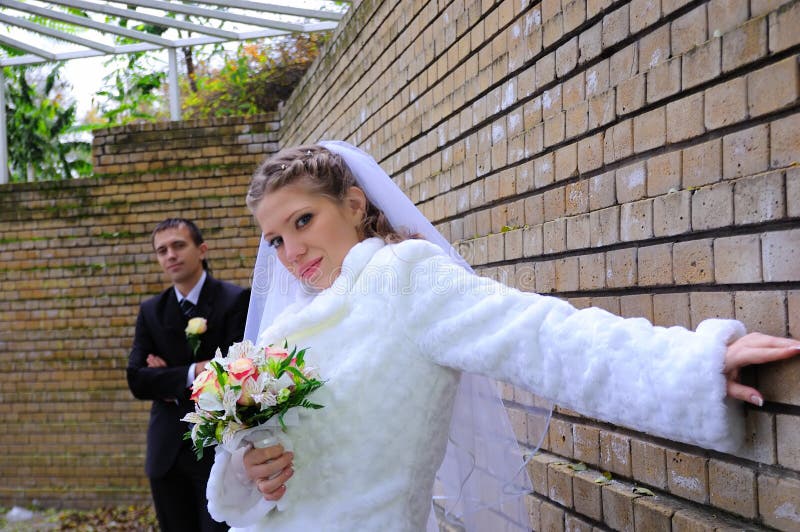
[3,63,92,182]
[94,52,166,126]
[180,32,330,119]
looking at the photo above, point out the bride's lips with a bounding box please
[299,258,322,280]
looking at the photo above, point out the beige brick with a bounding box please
[734,171,785,224]
[573,424,600,465]
[602,4,630,49]
[682,38,722,90]
[631,440,667,489]
[555,37,579,78]
[540,500,565,531]
[734,290,787,337]
[505,229,523,260]
[723,124,769,179]
[770,113,800,168]
[525,195,544,227]
[671,508,720,532]
[543,13,564,48]
[579,252,605,289]
[563,0,587,33]
[544,188,565,221]
[653,292,691,328]
[555,256,579,291]
[690,292,735,326]
[549,418,575,458]
[565,181,589,215]
[587,0,614,18]
[708,0,749,36]
[647,151,682,196]
[639,24,670,72]
[525,493,542,530]
[589,170,616,210]
[617,75,646,115]
[704,77,747,130]
[590,206,620,247]
[535,153,555,188]
[555,144,578,182]
[602,481,638,531]
[666,93,704,143]
[620,199,653,241]
[691,182,733,230]
[547,464,572,508]
[653,190,691,236]
[544,113,566,147]
[790,289,800,338]
[529,452,562,495]
[630,0,661,34]
[707,459,757,518]
[747,56,800,117]
[606,248,637,288]
[604,119,634,163]
[762,228,800,281]
[633,497,675,532]
[769,1,800,52]
[610,43,639,87]
[683,139,722,188]
[543,86,563,120]
[666,450,708,503]
[635,107,667,154]
[536,52,557,88]
[578,133,604,173]
[758,474,800,530]
[638,243,673,286]
[713,235,762,283]
[777,414,800,471]
[579,21,603,64]
[599,431,632,477]
[616,162,647,203]
[760,355,800,406]
[572,471,603,521]
[543,219,567,254]
[671,5,707,55]
[589,90,617,131]
[673,239,714,284]
[620,293,654,320]
[647,58,682,103]
[565,102,589,139]
[536,260,557,293]
[564,514,593,532]
[722,17,767,72]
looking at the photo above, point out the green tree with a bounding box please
[4,64,91,182]
[179,32,329,119]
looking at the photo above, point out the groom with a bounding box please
[127,218,249,532]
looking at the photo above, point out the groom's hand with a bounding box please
[244,444,294,501]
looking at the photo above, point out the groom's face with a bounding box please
[153,224,207,287]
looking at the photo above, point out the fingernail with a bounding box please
[750,395,764,407]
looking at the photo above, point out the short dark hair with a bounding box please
[151,218,210,272]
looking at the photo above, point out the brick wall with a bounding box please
[279,0,800,529]
[1,0,799,528]
[0,115,278,508]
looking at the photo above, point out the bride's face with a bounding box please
[254,180,366,290]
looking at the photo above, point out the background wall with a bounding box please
[1,0,799,529]
[0,115,277,508]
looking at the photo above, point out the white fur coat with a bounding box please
[208,237,745,531]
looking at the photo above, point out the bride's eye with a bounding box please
[296,213,312,228]
[267,236,283,248]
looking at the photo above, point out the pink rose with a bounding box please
[190,369,220,402]
[264,346,290,359]
[229,357,258,382]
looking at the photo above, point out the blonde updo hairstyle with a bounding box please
[247,145,413,243]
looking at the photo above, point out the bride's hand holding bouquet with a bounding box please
[181,339,324,526]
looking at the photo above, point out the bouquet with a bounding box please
[182,339,324,459]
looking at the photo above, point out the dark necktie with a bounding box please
[180,299,196,318]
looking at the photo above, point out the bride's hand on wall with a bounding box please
[243,444,294,501]
[724,332,800,406]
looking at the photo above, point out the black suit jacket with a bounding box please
[127,274,249,478]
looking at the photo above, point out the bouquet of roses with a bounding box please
[182,339,324,459]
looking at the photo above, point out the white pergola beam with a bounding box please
[121,0,305,32]
[44,0,241,40]
[0,12,116,53]
[0,33,57,60]
[191,0,346,21]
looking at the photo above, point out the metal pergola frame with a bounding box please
[0,0,347,183]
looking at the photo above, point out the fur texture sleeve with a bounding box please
[389,240,746,452]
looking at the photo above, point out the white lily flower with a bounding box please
[198,392,224,412]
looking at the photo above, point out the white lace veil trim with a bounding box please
[244,140,550,531]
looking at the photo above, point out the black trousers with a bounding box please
[149,441,228,532]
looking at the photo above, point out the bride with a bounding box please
[205,141,799,531]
